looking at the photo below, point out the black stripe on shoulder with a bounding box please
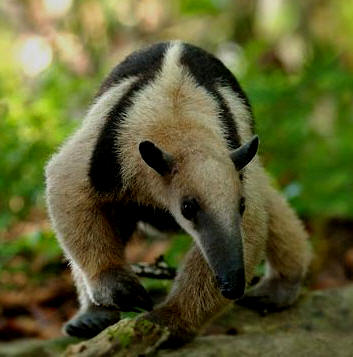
[89,43,169,193]
[180,43,254,148]
[96,42,170,98]
[89,81,141,193]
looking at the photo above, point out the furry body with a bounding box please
[46,41,310,344]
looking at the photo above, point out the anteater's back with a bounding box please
[89,41,255,196]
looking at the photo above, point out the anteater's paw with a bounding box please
[64,306,121,338]
[237,277,301,313]
[236,294,286,313]
[139,307,196,348]
[91,267,154,312]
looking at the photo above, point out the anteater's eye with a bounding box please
[181,197,199,221]
[239,197,246,216]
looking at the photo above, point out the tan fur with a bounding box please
[265,185,311,281]
[118,43,225,206]
[46,41,310,342]
[146,246,229,340]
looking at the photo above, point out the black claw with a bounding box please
[236,295,284,313]
[64,308,121,339]
[112,282,154,312]
[65,321,98,339]
[133,288,154,311]
[95,268,154,312]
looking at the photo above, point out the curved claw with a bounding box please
[236,277,301,313]
[64,306,121,338]
[139,308,196,348]
[92,267,154,312]
[112,281,154,312]
[236,295,284,313]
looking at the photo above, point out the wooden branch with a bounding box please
[131,255,176,280]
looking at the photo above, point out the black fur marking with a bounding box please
[96,42,169,98]
[180,43,254,148]
[103,201,181,244]
[89,81,142,192]
[89,43,169,193]
[90,42,254,193]
[101,201,139,244]
[239,197,246,216]
[213,89,241,150]
[137,205,181,233]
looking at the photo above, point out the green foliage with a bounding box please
[0,230,60,263]
[0,230,62,286]
[0,50,100,228]
[163,234,192,267]
[179,0,228,15]
[241,45,353,218]
[0,31,98,229]
[0,0,353,235]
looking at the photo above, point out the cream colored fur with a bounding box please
[46,77,138,305]
[46,41,310,340]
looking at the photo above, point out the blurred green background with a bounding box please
[0,0,352,340]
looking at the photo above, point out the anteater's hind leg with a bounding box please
[238,186,311,312]
[46,156,153,338]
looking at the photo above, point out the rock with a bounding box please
[1,286,353,357]
[65,318,169,357]
[0,337,79,357]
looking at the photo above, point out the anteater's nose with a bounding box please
[216,269,245,300]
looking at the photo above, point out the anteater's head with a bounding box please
[138,135,259,300]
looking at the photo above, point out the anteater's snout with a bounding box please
[216,269,245,300]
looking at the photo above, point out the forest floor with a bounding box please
[0,213,353,355]
[1,285,353,356]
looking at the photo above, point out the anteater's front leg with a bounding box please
[46,161,153,337]
[142,245,231,346]
[51,197,153,337]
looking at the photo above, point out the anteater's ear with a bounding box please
[230,135,259,171]
[139,141,174,176]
